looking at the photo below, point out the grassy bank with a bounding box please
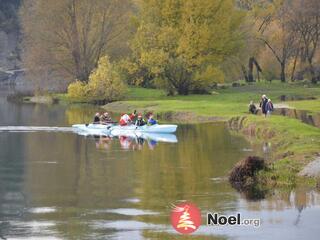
[101,81,320,187]
[228,115,320,188]
[103,82,320,121]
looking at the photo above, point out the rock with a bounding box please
[229,156,265,185]
[298,158,320,178]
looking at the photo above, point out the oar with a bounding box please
[85,121,118,127]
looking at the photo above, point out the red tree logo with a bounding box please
[171,202,201,234]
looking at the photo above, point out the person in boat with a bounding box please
[135,113,146,126]
[100,112,113,124]
[93,112,101,124]
[259,94,269,117]
[266,99,274,116]
[147,112,157,125]
[248,101,258,114]
[119,111,136,126]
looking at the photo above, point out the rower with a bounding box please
[119,111,136,126]
[93,112,101,124]
[100,112,113,124]
[147,112,157,125]
[135,113,146,126]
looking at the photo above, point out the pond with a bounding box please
[0,87,319,240]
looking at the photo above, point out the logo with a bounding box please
[171,202,201,234]
[207,212,260,227]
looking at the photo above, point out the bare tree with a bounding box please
[20,0,133,90]
[289,0,320,83]
[258,1,298,82]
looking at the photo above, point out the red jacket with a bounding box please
[119,113,135,126]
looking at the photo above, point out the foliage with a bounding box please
[130,0,245,95]
[67,56,127,103]
[67,81,88,100]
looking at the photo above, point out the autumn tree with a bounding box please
[130,0,244,95]
[20,0,133,90]
[289,0,320,83]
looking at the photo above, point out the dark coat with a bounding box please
[259,98,268,114]
[135,119,146,126]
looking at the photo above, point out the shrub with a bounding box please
[67,56,127,103]
[87,56,127,103]
[67,81,88,100]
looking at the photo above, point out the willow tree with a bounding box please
[20,0,133,90]
[131,0,244,95]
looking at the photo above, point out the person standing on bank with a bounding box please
[266,99,274,116]
[259,94,269,117]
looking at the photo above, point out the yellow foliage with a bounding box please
[67,81,88,99]
[132,0,244,94]
[195,66,225,84]
[67,56,127,102]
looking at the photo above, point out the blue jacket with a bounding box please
[148,118,157,125]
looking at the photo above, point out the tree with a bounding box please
[20,0,133,91]
[256,0,299,82]
[131,0,244,95]
[289,0,320,83]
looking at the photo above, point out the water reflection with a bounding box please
[79,133,178,151]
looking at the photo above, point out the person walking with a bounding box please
[266,99,274,116]
[259,94,269,117]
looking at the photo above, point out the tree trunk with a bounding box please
[308,58,317,84]
[241,65,249,82]
[290,50,299,81]
[248,57,254,82]
[280,62,286,82]
[69,1,83,81]
[177,86,189,95]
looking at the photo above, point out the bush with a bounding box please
[67,81,88,100]
[67,56,127,103]
[87,56,127,103]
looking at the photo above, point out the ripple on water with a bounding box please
[28,207,57,214]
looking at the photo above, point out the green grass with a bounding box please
[105,81,320,119]
[289,99,320,112]
[125,87,166,100]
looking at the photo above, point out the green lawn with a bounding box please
[112,82,320,118]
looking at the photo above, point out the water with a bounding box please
[0,87,320,240]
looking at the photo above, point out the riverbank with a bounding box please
[102,82,320,188]
[18,81,320,187]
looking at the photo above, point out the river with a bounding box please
[0,87,319,240]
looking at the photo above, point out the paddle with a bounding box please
[85,121,118,128]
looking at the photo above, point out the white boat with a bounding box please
[110,130,178,143]
[109,124,177,134]
[72,123,113,136]
[72,123,177,135]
